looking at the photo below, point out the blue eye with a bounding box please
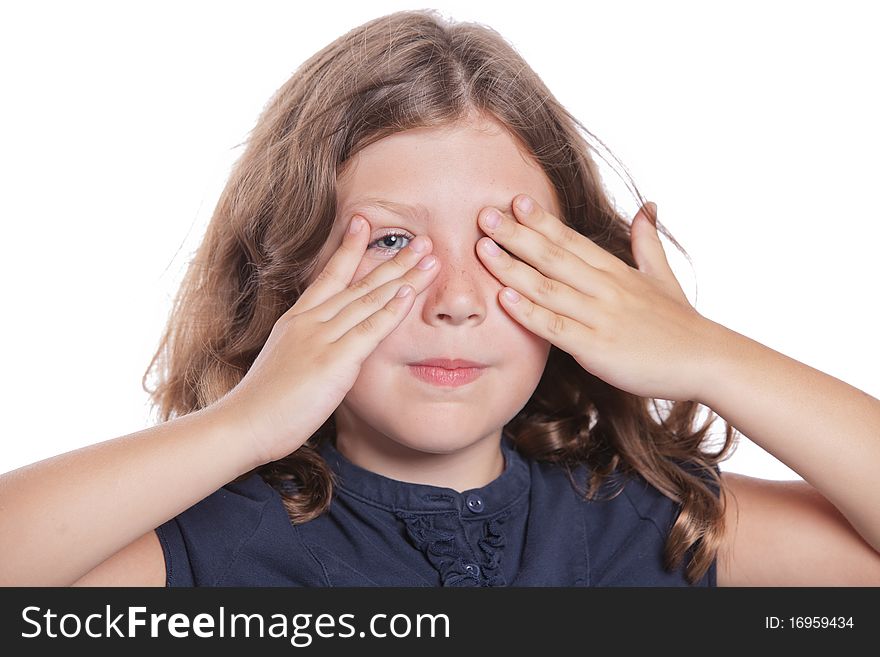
[369,230,414,255]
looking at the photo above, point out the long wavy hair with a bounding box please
[143,9,740,585]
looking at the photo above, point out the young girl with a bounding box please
[2,8,879,587]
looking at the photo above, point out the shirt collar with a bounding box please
[318,435,530,514]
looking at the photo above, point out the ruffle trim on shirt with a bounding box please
[477,513,508,586]
[396,510,511,587]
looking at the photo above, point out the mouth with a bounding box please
[407,358,487,388]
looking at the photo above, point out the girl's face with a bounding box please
[308,115,560,469]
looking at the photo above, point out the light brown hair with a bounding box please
[144,9,739,585]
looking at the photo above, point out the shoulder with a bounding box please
[717,471,880,585]
[528,457,716,586]
[155,472,290,586]
[72,475,279,588]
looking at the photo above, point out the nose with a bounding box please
[417,234,499,326]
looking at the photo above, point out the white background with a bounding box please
[1,0,877,480]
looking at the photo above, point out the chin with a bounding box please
[387,429,486,456]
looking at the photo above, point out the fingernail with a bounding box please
[410,235,428,253]
[502,288,520,303]
[646,202,657,226]
[417,255,437,270]
[482,238,502,256]
[349,216,364,234]
[483,209,501,230]
[516,195,533,214]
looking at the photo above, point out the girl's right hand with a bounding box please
[213,215,440,465]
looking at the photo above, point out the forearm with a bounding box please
[696,319,880,552]
[0,405,263,586]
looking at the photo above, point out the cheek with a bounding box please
[522,333,552,370]
[501,303,548,347]
[504,320,551,376]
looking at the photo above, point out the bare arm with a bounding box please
[0,405,264,586]
[71,529,167,587]
[697,319,880,553]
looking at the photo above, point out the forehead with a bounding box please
[336,119,561,221]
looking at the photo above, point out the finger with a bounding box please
[497,285,595,361]
[323,251,440,342]
[506,194,623,273]
[477,207,614,300]
[631,202,663,273]
[315,233,436,323]
[477,240,602,327]
[631,202,690,301]
[330,277,423,363]
[293,214,372,316]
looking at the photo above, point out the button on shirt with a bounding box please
[156,437,719,586]
[465,494,484,513]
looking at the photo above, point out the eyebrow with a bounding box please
[343,197,513,222]
[364,198,430,221]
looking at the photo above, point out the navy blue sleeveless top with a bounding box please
[155,437,720,586]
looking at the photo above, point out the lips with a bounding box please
[407,362,486,387]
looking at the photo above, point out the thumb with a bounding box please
[631,202,689,300]
[631,201,667,275]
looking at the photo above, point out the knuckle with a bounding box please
[543,241,567,266]
[547,312,567,337]
[357,314,378,335]
[359,287,384,307]
[349,276,372,294]
[603,281,622,304]
[537,275,556,299]
[559,225,579,249]
[278,309,299,328]
[498,253,515,271]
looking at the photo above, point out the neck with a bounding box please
[334,430,506,493]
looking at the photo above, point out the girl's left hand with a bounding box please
[476,194,717,403]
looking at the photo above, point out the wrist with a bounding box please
[690,316,739,408]
[196,401,272,472]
